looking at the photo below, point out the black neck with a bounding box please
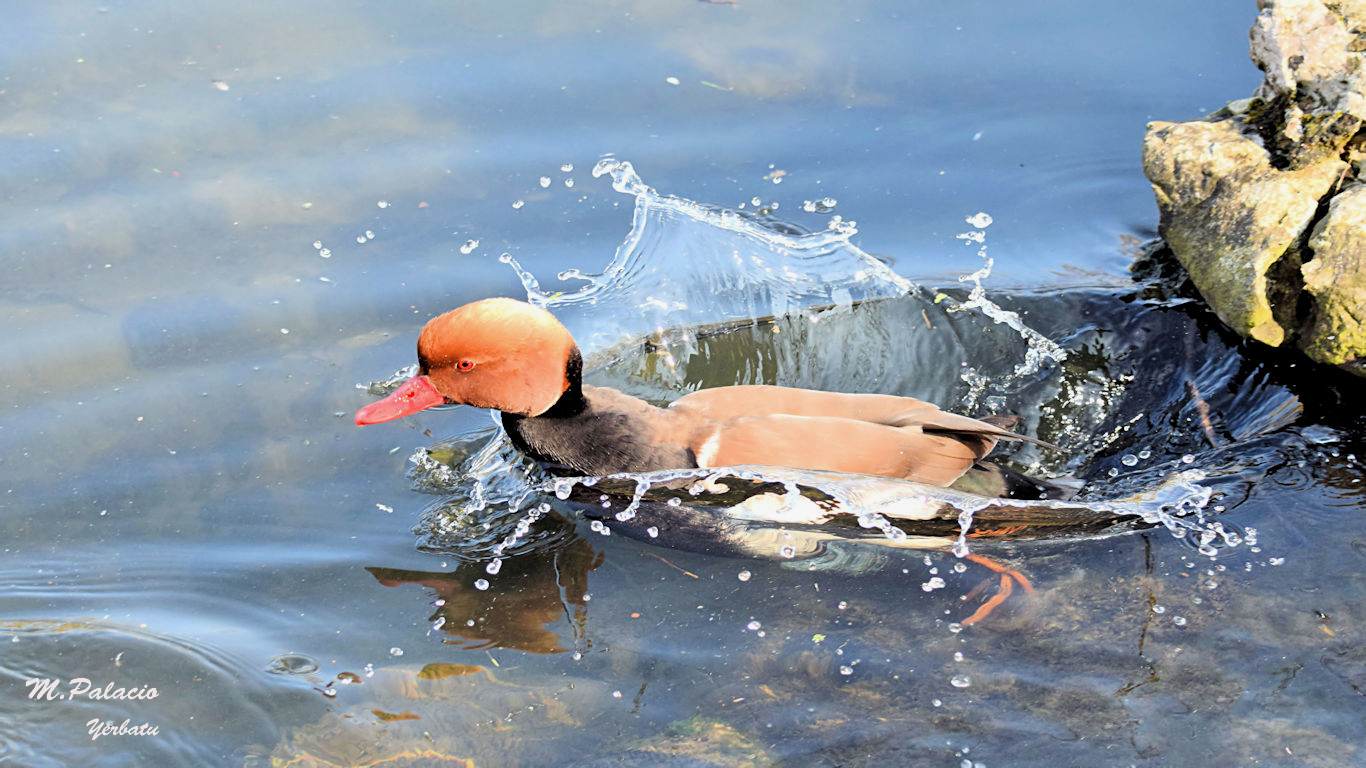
[505,347,586,424]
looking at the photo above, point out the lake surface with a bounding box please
[4,1,1364,766]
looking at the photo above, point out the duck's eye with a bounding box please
[456,359,476,372]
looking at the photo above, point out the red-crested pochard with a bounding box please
[356,298,1066,499]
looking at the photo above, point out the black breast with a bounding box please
[502,400,695,477]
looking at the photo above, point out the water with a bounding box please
[5,1,1366,766]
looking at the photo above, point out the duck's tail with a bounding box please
[951,461,1081,501]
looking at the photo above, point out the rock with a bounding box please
[1249,0,1365,167]
[1141,0,1366,377]
[1302,183,1366,372]
[1142,119,1346,346]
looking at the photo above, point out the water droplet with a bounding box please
[921,577,946,592]
[1152,604,1165,614]
[356,235,367,244]
[746,620,761,631]
[953,651,964,661]
[564,178,575,188]
[539,176,551,188]
[460,239,479,254]
[1172,616,1187,626]
[485,559,502,575]
[950,674,972,688]
[802,197,838,213]
[779,545,796,558]
[1181,454,1196,464]
[737,570,751,582]
[837,601,848,610]
[312,240,322,249]
[1269,557,1285,566]
[267,654,319,674]
[389,647,404,657]
[1138,449,1152,459]
[932,698,943,707]
[1107,467,1119,477]
[377,200,389,208]
[474,579,490,591]
[964,212,993,228]
[560,163,573,172]
[646,526,658,538]
[666,497,682,507]
[612,690,622,699]
[1121,454,1139,467]
[319,248,331,258]
[839,665,854,676]
[512,200,524,209]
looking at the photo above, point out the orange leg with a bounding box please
[968,524,1029,538]
[958,553,1036,626]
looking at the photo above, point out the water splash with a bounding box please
[954,212,1067,405]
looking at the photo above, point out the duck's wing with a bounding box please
[671,385,1056,450]
[689,413,987,486]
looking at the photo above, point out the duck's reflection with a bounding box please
[367,535,603,655]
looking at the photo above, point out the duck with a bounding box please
[356,298,1068,500]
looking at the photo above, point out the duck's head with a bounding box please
[355,297,580,425]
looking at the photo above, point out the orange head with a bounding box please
[355,298,579,425]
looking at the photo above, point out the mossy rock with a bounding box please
[1301,183,1366,374]
[1141,118,1346,347]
